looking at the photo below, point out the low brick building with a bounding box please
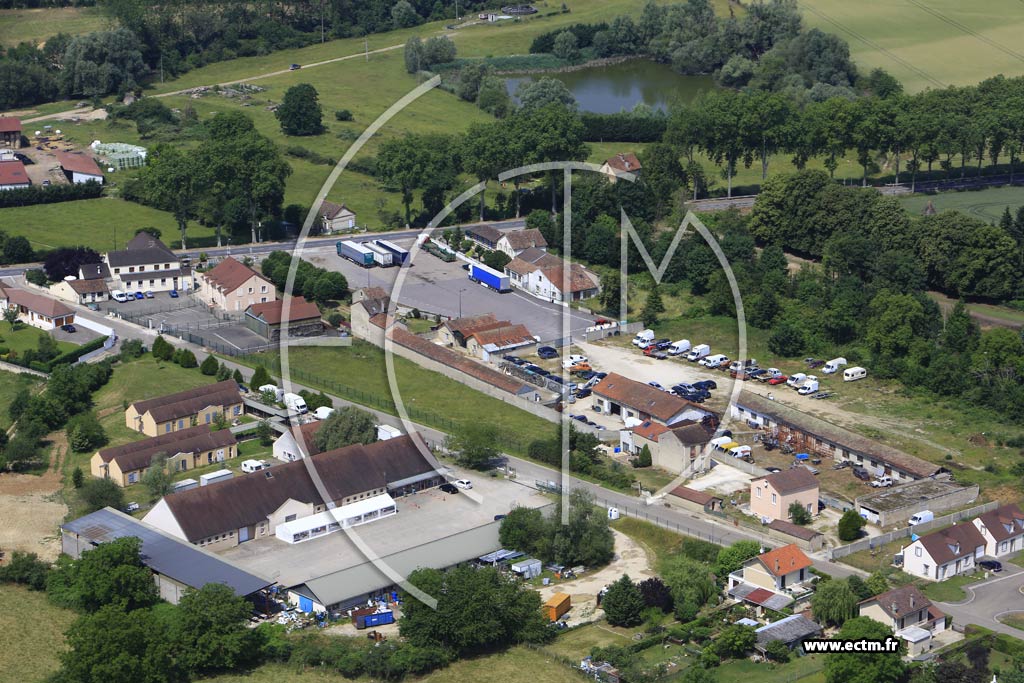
[666,485,722,514]
[244,296,323,341]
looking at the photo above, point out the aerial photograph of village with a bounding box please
[3,0,1024,681]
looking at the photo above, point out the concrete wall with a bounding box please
[858,483,980,527]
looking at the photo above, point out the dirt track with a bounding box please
[0,431,68,562]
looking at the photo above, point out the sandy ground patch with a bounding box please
[685,463,752,496]
[0,431,68,562]
[538,529,653,627]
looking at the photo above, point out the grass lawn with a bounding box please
[801,0,1024,92]
[900,185,1024,224]
[611,515,718,570]
[0,198,215,252]
[716,654,826,682]
[920,572,985,602]
[0,369,42,431]
[237,342,553,452]
[541,622,635,660]
[928,290,1024,328]
[0,585,75,683]
[998,613,1024,632]
[0,323,76,356]
[0,6,107,47]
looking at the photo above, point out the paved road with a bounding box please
[935,566,1024,637]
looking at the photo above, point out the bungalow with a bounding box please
[754,614,822,655]
[465,224,503,250]
[317,200,356,233]
[972,503,1024,558]
[730,544,813,593]
[666,485,723,514]
[0,285,74,330]
[0,159,30,190]
[599,152,642,183]
[620,418,717,474]
[750,468,819,523]
[244,296,323,341]
[125,379,243,437]
[465,323,537,361]
[91,426,237,486]
[593,373,713,427]
[902,523,985,581]
[0,117,22,147]
[273,421,324,463]
[858,585,946,657]
[56,151,104,184]
[196,257,275,312]
[496,229,547,259]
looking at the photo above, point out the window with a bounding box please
[129,267,135,273]
[285,514,297,522]
[261,285,267,293]
[178,419,184,429]
[237,289,243,297]
[247,287,253,294]
[922,564,930,577]
[205,413,211,424]
[149,279,155,286]
[233,405,241,415]
[114,268,120,274]
[161,278,166,285]
[915,546,922,557]
[127,472,138,483]
[756,487,762,498]
[1001,541,1009,552]
[771,493,777,504]
[166,423,171,433]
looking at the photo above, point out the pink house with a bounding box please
[750,468,819,523]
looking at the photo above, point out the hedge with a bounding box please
[581,112,667,143]
[529,22,608,53]
[45,335,107,371]
[0,179,103,209]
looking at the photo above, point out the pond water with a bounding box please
[505,59,716,114]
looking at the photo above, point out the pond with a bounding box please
[505,59,716,114]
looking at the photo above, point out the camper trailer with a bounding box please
[843,367,867,382]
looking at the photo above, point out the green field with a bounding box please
[0,585,75,683]
[899,185,1024,223]
[0,198,216,251]
[0,6,107,47]
[0,369,42,431]
[800,0,1024,92]
[0,323,75,357]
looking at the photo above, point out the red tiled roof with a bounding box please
[246,296,321,325]
[745,588,776,606]
[753,468,818,496]
[539,262,597,294]
[201,257,269,294]
[0,160,29,186]
[501,229,547,250]
[593,373,703,423]
[0,117,20,134]
[56,151,103,177]
[467,323,534,348]
[756,544,813,577]
[443,313,500,336]
[632,421,670,441]
[768,518,823,542]
[604,152,642,173]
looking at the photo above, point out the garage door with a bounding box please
[299,596,314,613]
[239,526,250,543]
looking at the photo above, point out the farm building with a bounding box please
[91,426,237,486]
[972,503,1024,558]
[0,117,21,147]
[318,200,357,233]
[0,285,74,331]
[496,228,547,258]
[504,248,599,302]
[599,152,641,182]
[143,435,443,551]
[196,256,275,312]
[856,479,979,527]
[244,296,323,341]
[61,507,273,605]
[767,519,825,552]
[104,233,192,294]
[0,159,30,190]
[125,379,243,437]
[50,276,109,305]
[57,151,104,184]
[732,393,944,482]
[438,313,503,348]
[902,523,985,582]
[593,373,714,427]
[750,468,819,524]
[666,485,722,513]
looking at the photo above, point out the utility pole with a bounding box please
[365,37,368,61]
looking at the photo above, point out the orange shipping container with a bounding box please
[543,593,571,622]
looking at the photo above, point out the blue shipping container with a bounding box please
[356,610,395,628]
[375,239,410,265]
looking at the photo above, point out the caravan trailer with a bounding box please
[843,367,867,382]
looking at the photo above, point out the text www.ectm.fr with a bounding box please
[802,638,901,654]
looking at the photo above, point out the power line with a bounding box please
[903,0,1024,65]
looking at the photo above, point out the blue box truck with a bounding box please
[337,240,375,267]
[374,239,410,265]
[469,262,511,292]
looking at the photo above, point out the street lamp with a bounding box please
[458,288,466,318]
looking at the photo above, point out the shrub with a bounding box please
[25,269,48,286]
[334,109,353,121]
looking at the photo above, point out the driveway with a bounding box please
[935,565,1024,637]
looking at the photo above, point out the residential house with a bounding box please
[56,151,104,184]
[972,503,1024,557]
[105,233,191,294]
[243,296,323,341]
[858,585,946,656]
[600,152,642,182]
[593,373,714,427]
[273,421,324,462]
[666,485,722,514]
[0,285,74,330]
[465,224,503,250]
[465,323,537,361]
[317,200,356,233]
[750,468,819,523]
[437,313,501,348]
[0,117,21,147]
[496,229,547,259]
[143,435,443,550]
[731,544,813,592]
[125,379,243,437]
[349,287,391,341]
[902,523,986,581]
[620,418,717,473]
[505,248,599,302]
[0,160,29,190]
[196,257,276,312]
[754,614,822,655]
[91,426,237,486]
[50,263,111,304]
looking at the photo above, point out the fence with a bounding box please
[828,501,1001,559]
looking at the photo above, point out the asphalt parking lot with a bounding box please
[303,237,597,342]
[52,324,103,345]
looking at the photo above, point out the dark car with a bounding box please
[852,467,871,481]
[537,346,558,359]
[502,355,518,363]
[290,63,302,70]
[169,290,179,298]
[61,324,76,333]
[573,414,587,422]
[439,483,459,494]
[462,263,470,271]
[575,388,592,398]
[656,339,673,350]
[577,370,597,380]
[134,291,145,300]
[765,467,782,473]
[693,379,717,391]
[980,559,1003,572]
[592,372,607,380]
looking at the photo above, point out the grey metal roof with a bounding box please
[61,508,273,597]
[755,614,822,646]
[298,522,502,607]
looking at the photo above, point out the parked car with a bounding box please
[654,339,672,349]
[134,291,145,300]
[169,290,179,298]
[144,290,154,299]
[290,63,302,70]
[573,414,587,422]
[765,467,782,473]
[562,354,588,368]
[453,479,473,490]
[60,324,76,333]
[576,370,597,380]
[852,466,871,481]
[980,559,1003,572]
[648,381,665,391]
[537,346,558,359]
[747,369,767,380]
[502,354,519,363]
[439,483,459,494]
[569,362,592,374]
[673,383,696,394]
[575,388,592,398]
[124,502,140,512]
[870,475,894,488]
[768,375,789,385]
[693,379,717,391]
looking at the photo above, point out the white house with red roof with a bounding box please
[0,284,75,331]
[972,503,1024,557]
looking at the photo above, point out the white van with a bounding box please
[632,329,654,347]
[283,392,308,414]
[686,344,710,362]
[562,354,588,368]
[797,376,819,395]
[822,357,848,374]
[843,366,867,382]
[259,384,284,401]
[667,339,691,356]
[241,459,269,473]
[111,290,129,303]
[313,406,335,420]
[787,373,806,388]
[908,510,934,526]
[700,353,729,368]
